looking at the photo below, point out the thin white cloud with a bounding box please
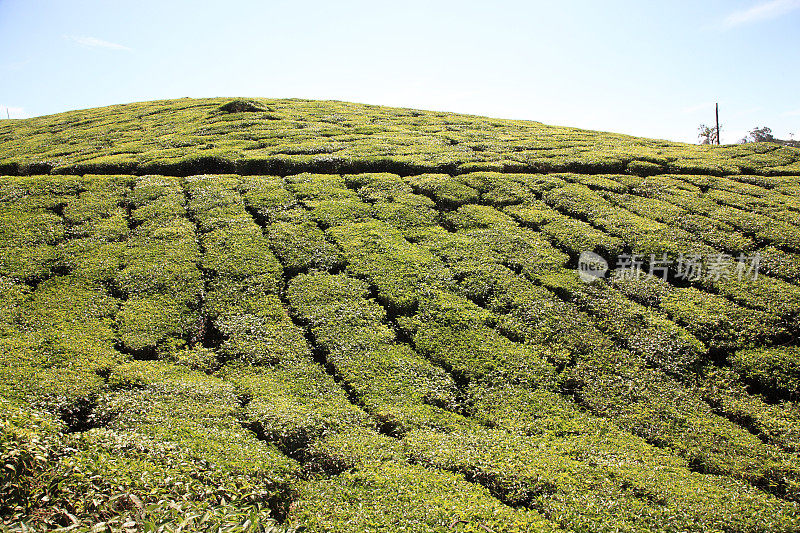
[784,108,800,116]
[729,106,763,118]
[64,35,132,51]
[721,0,800,29]
[1,60,31,71]
[0,106,28,119]
[681,102,716,114]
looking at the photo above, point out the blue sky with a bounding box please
[1,0,798,144]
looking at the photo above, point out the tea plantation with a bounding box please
[1,97,800,532]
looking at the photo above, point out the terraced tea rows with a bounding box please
[2,98,800,178]
[2,98,800,532]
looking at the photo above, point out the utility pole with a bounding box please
[715,103,720,145]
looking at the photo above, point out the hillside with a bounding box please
[2,97,800,177]
[2,97,800,532]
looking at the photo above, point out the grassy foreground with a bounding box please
[1,98,800,532]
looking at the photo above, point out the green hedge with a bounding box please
[456,171,530,206]
[327,219,454,312]
[402,289,557,388]
[239,175,299,222]
[405,173,480,208]
[0,276,121,419]
[266,220,344,273]
[700,366,800,453]
[224,361,371,462]
[573,362,800,501]
[0,195,66,281]
[610,271,784,352]
[759,246,800,284]
[539,269,706,374]
[344,172,413,202]
[287,272,464,434]
[185,176,308,366]
[404,423,799,532]
[288,462,559,533]
[439,204,569,277]
[731,346,800,400]
[603,190,755,255]
[372,193,441,240]
[542,181,711,258]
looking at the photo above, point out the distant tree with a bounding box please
[739,126,775,143]
[698,124,719,145]
[751,126,774,142]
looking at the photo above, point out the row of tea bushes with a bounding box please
[345,172,443,241]
[284,173,375,228]
[265,220,344,274]
[442,203,569,276]
[327,220,454,313]
[403,420,800,533]
[238,175,301,223]
[286,271,464,435]
[608,270,785,352]
[538,269,705,374]
[411,227,800,501]
[602,190,755,255]
[336,171,800,504]
[288,461,560,533]
[676,173,800,220]
[0,400,292,531]
[516,202,627,258]
[222,361,371,465]
[0,177,69,282]
[534,178,800,319]
[542,180,713,258]
[185,175,525,530]
[0,276,121,427]
[238,175,346,273]
[248,190,575,530]
[400,289,557,389]
[50,360,299,528]
[699,365,800,453]
[0,176,133,425]
[59,175,130,241]
[281,270,572,530]
[286,183,800,516]
[757,246,800,285]
[0,175,132,286]
[114,176,202,356]
[405,173,481,209]
[421,240,800,504]
[731,346,800,401]
[58,176,132,285]
[184,176,306,365]
[571,358,800,501]
[634,174,800,253]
